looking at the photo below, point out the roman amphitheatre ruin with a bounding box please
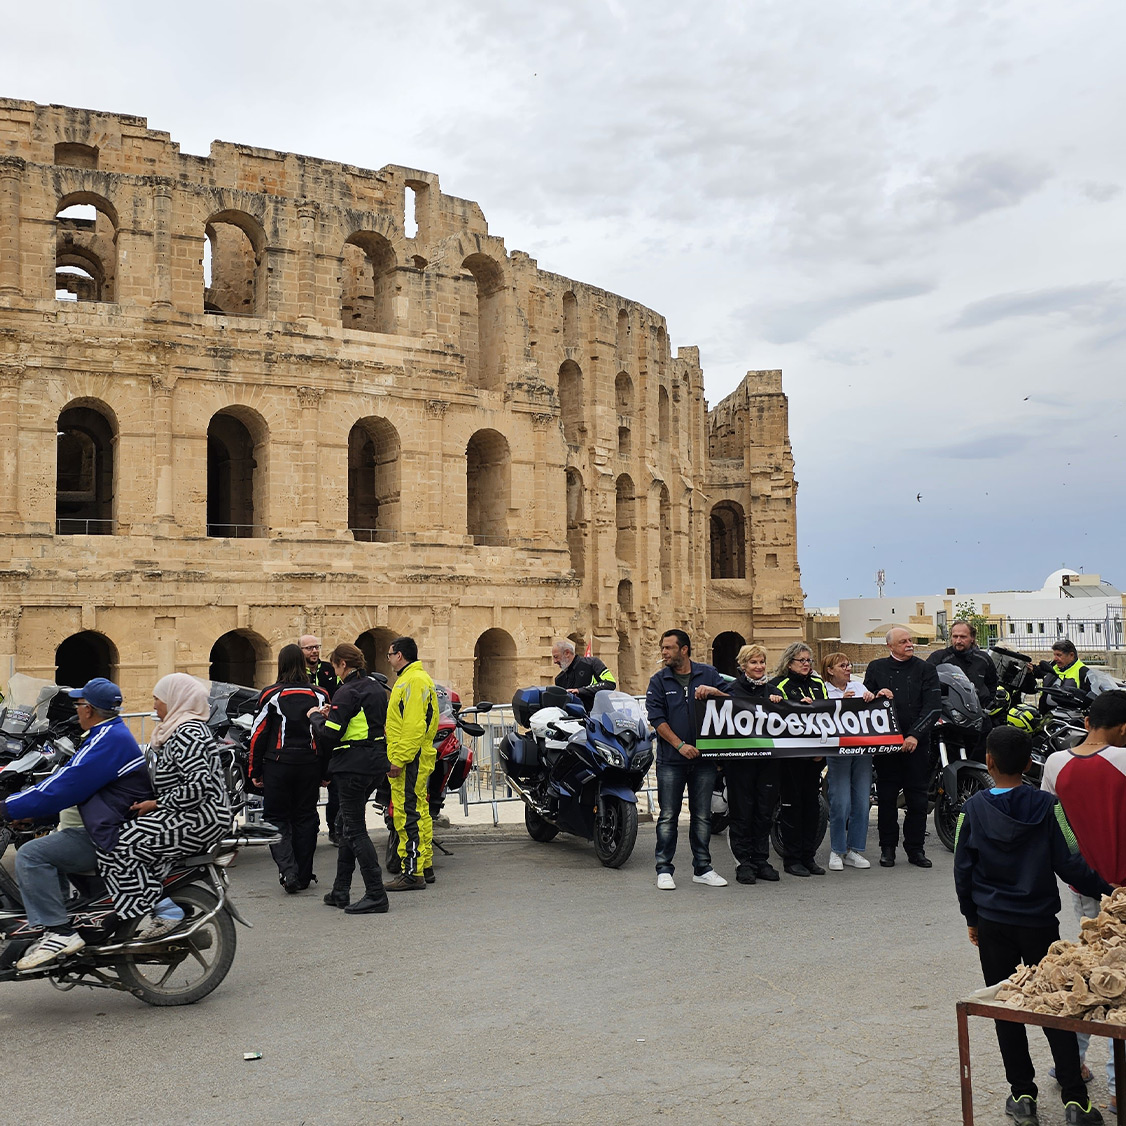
[0,97,802,705]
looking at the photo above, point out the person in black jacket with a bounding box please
[249,644,331,894]
[954,726,1109,1126]
[864,627,941,869]
[299,634,340,840]
[927,620,998,761]
[551,638,617,710]
[770,642,829,878]
[308,643,391,915]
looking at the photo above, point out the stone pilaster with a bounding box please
[0,157,25,295]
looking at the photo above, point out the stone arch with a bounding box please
[55,630,118,689]
[473,628,516,705]
[55,193,118,303]
[710,500,746,579]
[615,473,636,565]
[210,628,270,688]
[461,253,506,390]
[56,398,117,535]
[617,578,633,612]
[207,406,269,538]
[558,360,584,446]
[563,290,579,348]
[658,482,672,592]
[204,209,267,316]
[566,467,585,579]
[616,629,637,695]
[616,309,630,360]
[355,626,398,682]
[616,371,634,459]
[658,385,670,448]
[341,230,398,334]
[467,429,510,545]
[348,416,401,541]
[711,631,746,677]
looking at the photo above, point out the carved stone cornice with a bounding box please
[297,386,326,408]
[425,399,449,418]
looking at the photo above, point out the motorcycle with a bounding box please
[206,681,261,821]
[499,686,654,868]
[709,769,830,860]
[380,686,491,871]
[0,821,277,1005]
[930,664,992,851]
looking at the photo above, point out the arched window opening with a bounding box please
[461,254,505,391]
[617,579,633,612]
[658,484,672,592]
[566,468,585,579]
[210,629,268,688]
[54,143,99,169]
[204,211,265,316]
[473,628,516,705]
[616,309,630,360]
[615,474,636,565]
[55,630,117,689]
[616,629,636,696]
[558,360,584,446]
[615,371,634,415]
[658,386,670,448]
[356,627,398,682]
[56,402,116,535]
[467,429,510,545]
[207,410,265,538]
[348,417,401,542]
[341,232,397,334]
[656,326,668,374]
[712,631,746,678]
[55,197,116,303]
[710,501,746,579]
[563,291,579,348]
[617,425,631,459]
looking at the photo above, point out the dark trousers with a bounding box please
[325,778,339,837]
[725,758,778,870]
[331,771,386,903]
[262,759,322,886]
[874,741,930,853]
[778,757,822,865]
[976,917,1087,1105]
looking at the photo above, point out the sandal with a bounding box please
[1048,1063,1093,1083]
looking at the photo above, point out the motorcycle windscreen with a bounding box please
[1,674,63,735]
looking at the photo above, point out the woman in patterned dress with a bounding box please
[98,673,230,938]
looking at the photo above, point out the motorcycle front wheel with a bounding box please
[115,883,237,1007]
[524,805,559,843]
[934,770,990,852]
[770,792,829,860]
[593,797,638,868]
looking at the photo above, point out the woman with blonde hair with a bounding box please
[769,642,827,877]
[821,653,875,872]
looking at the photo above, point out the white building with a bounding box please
[838,569,1125,651]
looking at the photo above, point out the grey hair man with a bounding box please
[551,638,617,709]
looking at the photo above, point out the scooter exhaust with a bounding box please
[503,773,551,820]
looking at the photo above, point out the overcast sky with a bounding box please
[6,0,1124,606]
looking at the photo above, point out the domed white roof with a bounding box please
[1041,568,1080,592]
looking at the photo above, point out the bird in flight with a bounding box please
[916,493,922,502]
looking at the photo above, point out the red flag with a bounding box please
[584,639,592,658]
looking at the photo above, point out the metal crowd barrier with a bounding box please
[451,698,658,827]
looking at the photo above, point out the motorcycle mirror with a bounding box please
[459,721,485,738]
[474,701,494,712]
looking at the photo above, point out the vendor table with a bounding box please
[957,995,1125,1124]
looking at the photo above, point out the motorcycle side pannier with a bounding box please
[501,731,542,775]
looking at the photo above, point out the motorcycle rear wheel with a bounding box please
[524,806,559,843]
[934,770,990,852]
[115,884,236,1007]
[770,792,829,860]
[594,797,638,869]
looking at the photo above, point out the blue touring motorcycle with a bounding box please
[499,687,654,868]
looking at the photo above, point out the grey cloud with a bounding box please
[936,433,1031,460]
[1080,181,1123,203]
[924,153,1052,223]
[951,282,1121,330]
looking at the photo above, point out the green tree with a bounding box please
[953,599,990,645]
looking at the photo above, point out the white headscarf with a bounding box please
[150,673,211,748]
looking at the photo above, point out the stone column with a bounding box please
[0,364,22,528]
[151,371,176,524]
[0,606,22,682]
[150,177,174,308]
[296,200,319,321]
[297,386,326,529]
[0,157,25,295]
[430,603,452,683]
[531,412,554,541]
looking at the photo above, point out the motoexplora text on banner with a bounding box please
[694,696,905,759]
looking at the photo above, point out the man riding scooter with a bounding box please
[0,678,153,971]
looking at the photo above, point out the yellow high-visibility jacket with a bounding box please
[386,661,440,767]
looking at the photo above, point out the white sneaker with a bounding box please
[691,870,728,887]
[828,851,844,871]
[844,850,871,869]
[16,930,86,971]
[656,872,676,890]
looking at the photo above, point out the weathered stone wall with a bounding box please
[0,98,803,706]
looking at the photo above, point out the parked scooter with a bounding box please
[0,821,278,1005]
[499,686,654,868]
[931,664,992,851]
[381,687,491,871]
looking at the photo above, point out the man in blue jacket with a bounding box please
[645,630,728,890]
[0,678,153,971]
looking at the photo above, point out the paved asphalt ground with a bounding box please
[3,812,1117,1126]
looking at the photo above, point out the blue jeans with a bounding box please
[14,827,97,929]
[655,759,716,876]
[1073,890,1116,1087]
[826,755,873,855]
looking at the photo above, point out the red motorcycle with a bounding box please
[379,687,491,871]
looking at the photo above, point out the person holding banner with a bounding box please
[770,643,828,878]
[863,627,942,869]
[821,654,875,872]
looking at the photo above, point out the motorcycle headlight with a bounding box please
[593,741,625,768]
[6,739,21,756]
[631,748,654,775]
